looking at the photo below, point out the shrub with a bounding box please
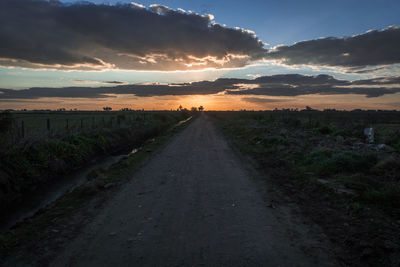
[372,156,400,181]
[317,125,332,135]
[331,129,352,137]
[338,174,374,192]
[281,117,302,128]
[360,184,400,216]
[323,152,377,174]
[303,149,333,164]
[304,150,377,175]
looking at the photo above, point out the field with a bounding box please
[0,110,160,146]
[1,110,400,266]
[210,110,400,266]
[0,110,191,219]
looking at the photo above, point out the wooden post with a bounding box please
[21,120,25,138]
[80,119,83,129]
[66,119,69,130]
[12,120,16,145]
[47,118,50,131]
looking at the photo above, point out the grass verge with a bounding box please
[0,115,194,265]
[209,111,400,267]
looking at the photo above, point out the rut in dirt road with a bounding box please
[53,114,338,266]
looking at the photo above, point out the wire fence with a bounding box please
[0,111,151,145]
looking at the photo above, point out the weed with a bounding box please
[337,174,373,192]
[350,202,363,213]
[303,151,377,175]
[0,112,190,214]
[360,185,400,215]
[317,125,332,135]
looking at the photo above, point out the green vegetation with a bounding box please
[211,109,400,266]
[0,110,170,144]
[0,112,193,262]
[302,150,378,175]
[0,111,190,214]
[210,110,400,217]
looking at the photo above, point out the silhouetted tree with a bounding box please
[304,106,315,111]
[198,106,204,111]
[103,107,112,111]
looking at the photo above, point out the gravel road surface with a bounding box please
[52,114,338,266]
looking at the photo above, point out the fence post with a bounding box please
[10,121,14,145]
[66,119,69,130]
[21,120,25,138]
[92,116,95,129]
[81,119,83,130]
[47,118,50,131]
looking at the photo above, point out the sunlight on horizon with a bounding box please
[2,93,399,111]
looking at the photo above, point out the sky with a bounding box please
[0,0,399,110]
[81,0,400,47]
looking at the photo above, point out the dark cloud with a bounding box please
[351,76,400,85]
[103,81,128,85]
[266,26,400,68]
[1,1,399,71]
[0,87,111,99]
[0,80,230,99]
[250,74,347,86]
[0,0,264,70]
[229,84,399,98]
[349,66,386,74]
[73,79,128,85]
[242,97,286,104]
[1,74,399,99]
[227,74,400,98]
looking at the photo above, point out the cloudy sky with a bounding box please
[0,0,399,110]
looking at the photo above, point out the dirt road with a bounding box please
[52,114,338,266]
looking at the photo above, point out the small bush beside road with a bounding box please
[210,110,400,266]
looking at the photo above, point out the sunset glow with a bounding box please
[0,0,399,110]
